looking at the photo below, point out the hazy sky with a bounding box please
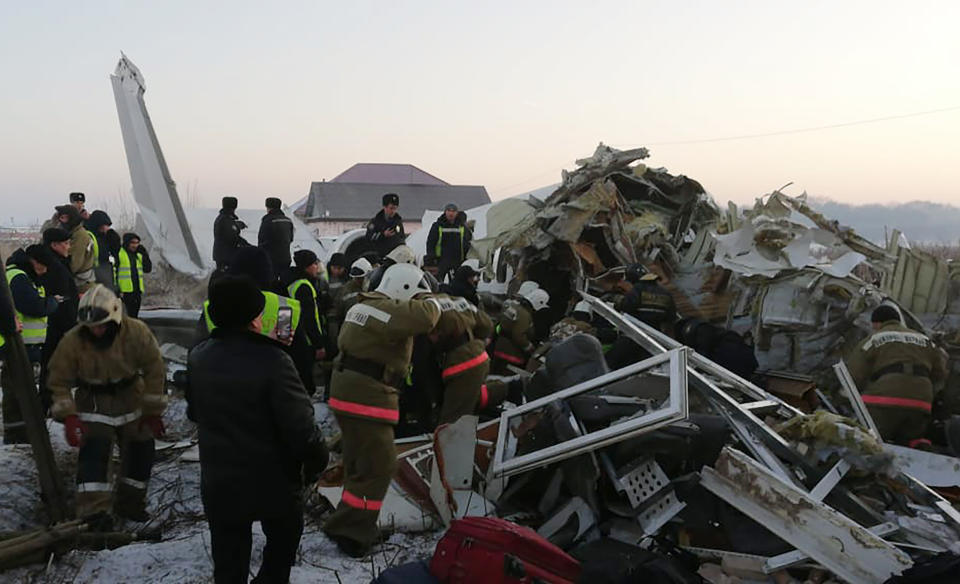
[2,1,959,224]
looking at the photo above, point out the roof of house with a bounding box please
[301,182,491,221]
[331,163,449,186]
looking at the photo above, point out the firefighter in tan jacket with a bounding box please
[491,285,549,375]
[55,205,97,293]
[431,293,497,424]
[847,305,948,447]
[323,263,441,557]
[48,285,167,523]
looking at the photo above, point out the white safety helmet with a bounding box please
[462,258,481,271]
[523,288,550,312]
[78,284,123,326]
[573,300,592,317]
[386,245,417,265]
[517,281,540,297]
[350,257,373,278]
[375,263,432,301]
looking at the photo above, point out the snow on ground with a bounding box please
[0,392,444,583]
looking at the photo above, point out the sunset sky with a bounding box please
[1,0,958,224]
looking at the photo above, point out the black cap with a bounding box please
[25,244,53,266]
[42,228,70,244]
[208,276,266,329]
[222,196,238,210]
[265,197,282,210]
[871,305,900,324]
[453,264,478,283]
[294,249,319,269]
[382,193,400,207]
[327,252,348,269]
[69,192,85,203]
[227,246,274,289]
[122,232,141,246]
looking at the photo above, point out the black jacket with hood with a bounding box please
[426,211,472,267]
[258,209,294,275]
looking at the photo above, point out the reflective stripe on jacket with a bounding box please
[203,291,301,337]
[5,268,47,345]
[288,278,323,344]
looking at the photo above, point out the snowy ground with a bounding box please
[0,391,444,583]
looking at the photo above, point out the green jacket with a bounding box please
[329,292,440,424]
[847,321,947,411]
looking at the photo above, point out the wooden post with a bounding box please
[0,252,69,523]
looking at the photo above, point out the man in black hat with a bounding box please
[258,197,294,280]
[284,250,327,396]
[426,202,472,282]
[440,264,481,308]
[365,193,405,260]
[39,228,79,410]
[187,275,328,583]
[213,196,249,271]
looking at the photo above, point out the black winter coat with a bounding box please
[258,210,294,274]
[212,209,248,266]
[426,214,472,266]
[365,210,405,259]
[39,254,78,333]
[186,329,328,521]
[5,250,59,320]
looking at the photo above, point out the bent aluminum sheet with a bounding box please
[702,447,913,583]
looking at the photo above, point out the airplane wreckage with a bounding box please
[9,55,960,581]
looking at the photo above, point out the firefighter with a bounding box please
[323,253,350,346]
[187,276,328,583]
[323,263,441,557]
[336,257,372,320]
[2,246,60,443]
[490,286,550,375]
[846,305,948,447]
[286,250,326,395]
[115,233,152,318]
[619,264,676,332]
[212,196,249,271]
[365,193,405,260]
[432,293,496,424]
[47,285,166,524]
[425,203,472,282]
[258,197,294,279]
[55,204,97,293]
[549,300,597,343]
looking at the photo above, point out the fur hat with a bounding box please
[294,249,319,269]
[221,196,238,210]
[42,228,70,244]
[382,193,400,207]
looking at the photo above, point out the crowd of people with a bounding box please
[2,188,948,583]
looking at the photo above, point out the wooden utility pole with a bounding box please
[0,252,69,523]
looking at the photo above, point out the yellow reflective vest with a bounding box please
[287,278,323,345]
[203,291,301,338]
[4,267,47,345]
[116,249,144,293]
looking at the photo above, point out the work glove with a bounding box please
[64,415,87,447]
[139,415,166,439]
[138,246,148,256]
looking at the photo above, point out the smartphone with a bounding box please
[276,307,293,342]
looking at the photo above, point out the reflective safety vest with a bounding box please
[116,249,144,293]
[4,268,47,345]
[87,230,100,268]
[435,226,466,258]
[203,291,301,338]
[287,278,323,345]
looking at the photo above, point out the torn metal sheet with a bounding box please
[884,444,960,488]
[491,348,689,478]
[701,447,913,583]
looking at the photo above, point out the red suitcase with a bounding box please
[430,516,581,584]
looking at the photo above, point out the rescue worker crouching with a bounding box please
[2,246,60,443]
[490,285,550,375]
[47,285,166,524]
[323,263,441,558]
[847,305,948,447]
[549,300,597,343]
[618,263,676,332]
[430,293,496,425]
